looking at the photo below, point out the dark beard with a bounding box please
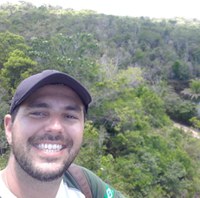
[13,151,70,182]
[11,133,79,182]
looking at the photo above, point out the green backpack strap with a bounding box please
[68,164,93,198]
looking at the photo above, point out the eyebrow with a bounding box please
[28,102,49,108]
[27,102,82,112]
[64,105,82,112]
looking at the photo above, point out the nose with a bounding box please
[45,115,64,133]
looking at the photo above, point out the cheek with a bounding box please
[69,125,84,145]
[11,122,38,143]
[11,126,27,144]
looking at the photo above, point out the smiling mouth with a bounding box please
[36,143,64,153]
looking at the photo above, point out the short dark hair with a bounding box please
[11,105,20,123]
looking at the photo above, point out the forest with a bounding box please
[1,2,200,197]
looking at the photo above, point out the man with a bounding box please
[0,70,125,198]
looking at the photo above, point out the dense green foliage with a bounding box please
[1,2,200,197]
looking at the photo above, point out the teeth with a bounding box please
[37,144,62,152]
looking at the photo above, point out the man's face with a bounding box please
[5,85,85,181]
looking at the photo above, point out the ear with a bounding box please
[4,114,13,145]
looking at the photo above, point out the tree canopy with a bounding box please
[1,2,200,197]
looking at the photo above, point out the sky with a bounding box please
[0,0,200,20]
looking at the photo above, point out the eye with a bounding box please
[29,111,48,118]
[64,113,78,120]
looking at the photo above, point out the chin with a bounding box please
[31,164,66,182]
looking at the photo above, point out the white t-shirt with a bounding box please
[0,171,85,198]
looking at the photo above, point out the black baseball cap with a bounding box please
[10,70,92,114]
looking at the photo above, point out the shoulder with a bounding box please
[63,164,125,198]
[80,166,126,198]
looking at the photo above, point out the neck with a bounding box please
[3,156,62,198]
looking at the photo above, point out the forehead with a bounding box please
[23,84,84,106]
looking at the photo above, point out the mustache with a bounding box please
[28,133,65,143]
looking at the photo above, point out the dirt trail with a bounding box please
[174,122,200,139]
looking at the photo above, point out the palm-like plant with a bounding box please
[181,79,200,101]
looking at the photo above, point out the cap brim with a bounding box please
[10,70,92,113]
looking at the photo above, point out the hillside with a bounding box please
[1,2,200,197]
